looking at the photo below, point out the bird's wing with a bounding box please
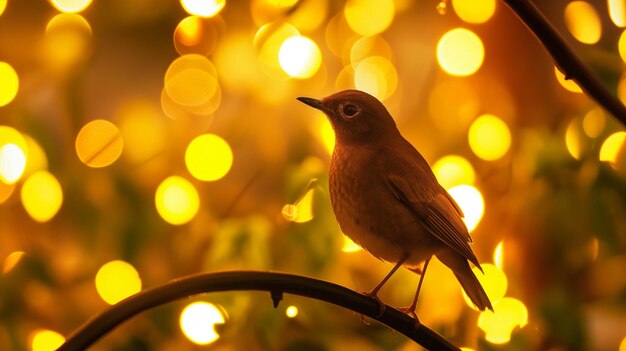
[385,174,481,270]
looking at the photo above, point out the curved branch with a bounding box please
[59,271,460,351]
[501,0,626,126]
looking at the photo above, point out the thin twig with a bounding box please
[501,0,626,127]
[59,271,460,351]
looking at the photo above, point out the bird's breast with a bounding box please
[329,146,437,264]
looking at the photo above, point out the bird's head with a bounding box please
[297,90,400,146]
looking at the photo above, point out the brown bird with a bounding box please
[297,90,492,321]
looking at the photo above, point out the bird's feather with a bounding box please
[385,174,482,271]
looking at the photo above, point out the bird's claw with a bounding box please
[398,306,421,331]
[360,290,386,324]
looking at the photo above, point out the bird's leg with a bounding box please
[360,253,409,323]
[399,258,431,329]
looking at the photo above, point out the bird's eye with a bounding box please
[342,103,359,117]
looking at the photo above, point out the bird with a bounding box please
[297,89,493,322]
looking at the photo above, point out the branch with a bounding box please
[501,0,626,127]
[59,271,460,351]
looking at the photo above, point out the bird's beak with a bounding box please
[297,97,329,113]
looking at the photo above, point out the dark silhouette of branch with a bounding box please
[501,0,626,127]
[59,271,460,351]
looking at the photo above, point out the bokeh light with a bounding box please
[43,13,92,74]
[0,143,26,184]
[432,155,476,189]
[163,54,222,118]
[494,241,504,269]
[180,0,225,17]
[342,236,362,253]
[117,101,167,165]
[3,251,25,274]
[254,22,300,79]
[451,0,496,24]
[22,135,48,178]
[75,119,124,168]
[554,66,582,93]
[620,336,626,351]
[95,260,141,305]
[95,260,142,305]
[29,329,65,351]
[354,56,397,101]
[468,114,511,161]
[0,0,6,16]
[478,297,528,344]
[174,16,220,56]
[599,131,626,165]
[282,188,314,223]
[165,59,219,107]
[285,305,298,318]
[565,118,584,160]
[344,0,394,36]
[462,263,507,309]
[155,176,200,225]
[180,302,226,345]
[350,35,392,66]
[447,184,484,232]
[278,35,322,79]
[564,1,601,44]
[582,108,605,138]
[436,28,484,77]
[609,0,626,27]
[49,0,93,13]
[20,171,63,223]
[185,133,233,182]
[0,62,19,106]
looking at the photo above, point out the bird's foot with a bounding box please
[360,290,386,324]
[398,305,421,331]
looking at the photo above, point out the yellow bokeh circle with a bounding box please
[155,176,200,225]
[21,171,63,222]
[75,119,123,168]
[436,28,484,77]
[432,155,476,189]
[462,263,508,310]
[0,143,26,184]
[554,66,582,93]
[344,0,395,36]
[452,0,496,24]
[30,329,65,351]
[180,302,226,345]
[185,134,233,181]
[48,0,93,13]
[468,114,511,161]
[447,184,484,232]
[278,35,322,79]
[180,0,225,17]
[564,1,601,44]
[0,62,19,107]
[95,260,142,305]
[478,297,528,344]
[354,56,398,101]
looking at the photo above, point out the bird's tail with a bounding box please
[437,249,493,311]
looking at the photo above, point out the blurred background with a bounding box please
[1,0,626,350]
